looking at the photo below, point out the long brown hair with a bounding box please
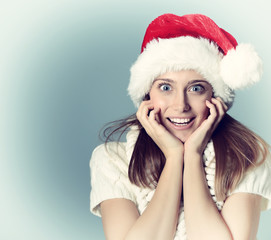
[212,114,269,200]
[102,113,270,201]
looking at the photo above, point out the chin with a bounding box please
[174,133,191,143]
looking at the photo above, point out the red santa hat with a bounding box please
[128,13,263,108]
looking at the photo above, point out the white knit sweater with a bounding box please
[90,128,271,239]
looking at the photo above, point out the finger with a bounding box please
[211,99,224,118]
[214,97,228,112]
[148,107,158,120]
[207,99,225,131]
[205,100,219,130]
[136,102,155,133]
[136,100,151,116]
[206,100,218,121]
[154,108,162,124]
[137,102,164,137]
[137,101,153,120]
[148,107,162,127]
[211,98,227,121]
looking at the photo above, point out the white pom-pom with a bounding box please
[220,43,263,90]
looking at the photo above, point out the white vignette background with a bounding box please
[1,0,271,239]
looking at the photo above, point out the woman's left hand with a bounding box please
[184,97,228,156]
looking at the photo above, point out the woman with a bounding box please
[90,14,271,240]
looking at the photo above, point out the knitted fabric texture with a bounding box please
[90,129,271,239]
[125,129,225,239]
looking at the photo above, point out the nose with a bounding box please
[172,92,190,112]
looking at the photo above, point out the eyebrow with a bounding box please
[153,78,174,84]
[153,78,209,85]
[188,79,209,85]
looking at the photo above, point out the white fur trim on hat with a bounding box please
[128,36,235,108]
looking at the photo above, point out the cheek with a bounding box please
[202,106,210,118]
[149,92,167,109]
[199,103,209,119]
[201,93,212,116]
[153,99,167,109]
[191,98,209,117]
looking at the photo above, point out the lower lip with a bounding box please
[167,118,195,130]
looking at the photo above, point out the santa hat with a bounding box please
[128,13,263,108]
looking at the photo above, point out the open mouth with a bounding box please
[167,117,194,126]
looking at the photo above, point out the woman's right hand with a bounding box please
[136,100,184,160]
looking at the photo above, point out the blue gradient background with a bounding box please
[1,0,270,239]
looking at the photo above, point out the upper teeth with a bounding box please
[170,118,191,124]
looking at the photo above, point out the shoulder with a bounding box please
[229,153,271,211]
[90,141,129,173]
[90,141,137,217]
[91,141,126,159]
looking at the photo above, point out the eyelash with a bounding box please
[157,82,205,93]
[189,84,205,92]
[158,82,172,91]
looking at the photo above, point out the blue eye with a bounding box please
[159,84,172,91]
[190,85,204,92]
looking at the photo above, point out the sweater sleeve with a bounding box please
[229,154,271,211]
[90,142,137,217]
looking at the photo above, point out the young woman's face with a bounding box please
[149,70,213,142]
